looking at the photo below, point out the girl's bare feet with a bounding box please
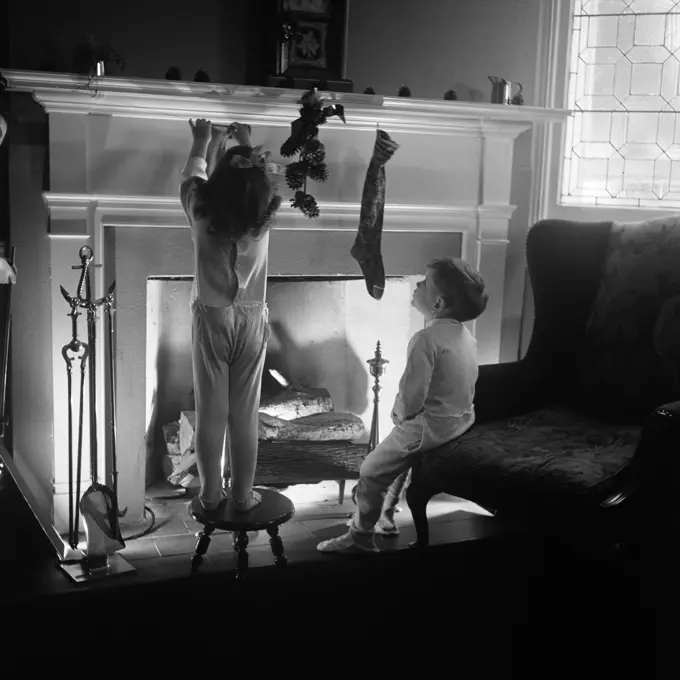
[231,489,262,513]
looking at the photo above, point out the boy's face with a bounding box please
[411,268,445,319]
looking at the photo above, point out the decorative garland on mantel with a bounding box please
[280,88,346,219]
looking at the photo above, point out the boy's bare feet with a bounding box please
[375,514,400,536]
[317,530,379,554]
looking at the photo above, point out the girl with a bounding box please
[180,118,282,514]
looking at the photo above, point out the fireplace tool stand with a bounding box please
[347,341,389,510]
[57,246,134,584]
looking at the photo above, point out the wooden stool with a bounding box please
[189,489,295,580]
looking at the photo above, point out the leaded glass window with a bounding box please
[563,0,680,206]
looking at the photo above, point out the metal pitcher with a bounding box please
[489,76,523,105]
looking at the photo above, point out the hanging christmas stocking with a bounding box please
[350,129,400,301]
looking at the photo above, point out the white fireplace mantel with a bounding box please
[4,70,567,133]
[4,70,569,532]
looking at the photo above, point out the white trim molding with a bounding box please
[43,192,516,233]
[4,70,569,136]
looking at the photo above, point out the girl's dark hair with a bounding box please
[193,145,282,240]
[427,257,489,322]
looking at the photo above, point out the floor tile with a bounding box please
[153,533,199,557]
[147,515,192,537]
[119,538,160,561]
[183,517,204,533]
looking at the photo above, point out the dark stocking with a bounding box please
[350,129,400,300]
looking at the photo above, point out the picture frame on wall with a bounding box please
[288,19,329,69]
[247,0,353,91]
[281,0,348,80]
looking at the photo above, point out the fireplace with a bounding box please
[147,274,422,487]
[3,70,568,532]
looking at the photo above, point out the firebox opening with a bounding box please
[146,275,422,490]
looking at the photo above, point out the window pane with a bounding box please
[562,1,680,206]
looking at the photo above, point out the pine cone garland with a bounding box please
[301,143,326,166]
[308,162,329,183]
[291,191,320,219]
[285,162,307,191]
[281,88,346,218]
[280,137,304,158]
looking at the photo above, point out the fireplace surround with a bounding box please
[3,70,568,532]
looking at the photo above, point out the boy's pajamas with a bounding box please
[349,319,479,537]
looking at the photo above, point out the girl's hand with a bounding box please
[228,122,252,146]
[189,118,212,140]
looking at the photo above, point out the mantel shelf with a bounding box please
[2,70,571,136]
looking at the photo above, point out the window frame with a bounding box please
[542,0,680,222]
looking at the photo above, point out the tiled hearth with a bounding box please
[81,482,501,582]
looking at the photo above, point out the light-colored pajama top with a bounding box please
[180,156,269,308]
[392,318,479,439]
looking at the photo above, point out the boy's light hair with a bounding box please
[427,257,489,322]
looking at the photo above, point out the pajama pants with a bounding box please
[351,411,475,533]
[191,300,270,509]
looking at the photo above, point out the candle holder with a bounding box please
[367,341,389,453]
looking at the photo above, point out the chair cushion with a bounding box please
[575,215,680,423]
[420,407,641,509]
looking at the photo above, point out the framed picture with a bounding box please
[288,20,329,69]
[247,0,349,84]
[283,0,330,15]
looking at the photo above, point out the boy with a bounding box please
[318,257,488,554]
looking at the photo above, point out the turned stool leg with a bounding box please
[338,479,346,505]
[233,529,249,580]
[191,524,215,573]
[267,525,288,567]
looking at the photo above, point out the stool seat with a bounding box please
[188,488,295,580]
[189,489,295,531]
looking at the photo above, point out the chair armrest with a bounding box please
[474,359,552,424]
[631,399,680,489]
[640,399,680,468]
[650,400,680,423]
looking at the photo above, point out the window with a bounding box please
[563,0,680,207]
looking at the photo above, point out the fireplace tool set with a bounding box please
[58,246,135,582]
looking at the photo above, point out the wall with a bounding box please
[347,0,543,361]
[6,94,54,520]
[347,0,540,103]
[5,0,248,84]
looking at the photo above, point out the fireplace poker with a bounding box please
[59,284,89,550]
[104,281,125,523]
